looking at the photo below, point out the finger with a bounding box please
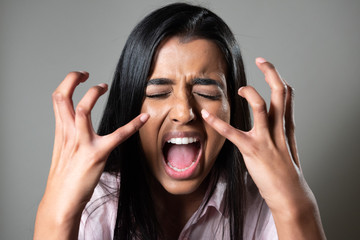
[75,83,108,139]
[201,109,246,148]
[50,72,89,169]
[52,90,79,150]
[51,92,65,159]
[53,71,89,122]
[102,113,150,152]
[238,86,269,131]
[56,71,89,98]
[284,84,300,167]
[256,58,287,132]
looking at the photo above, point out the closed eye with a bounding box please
[192,78,224,100]
[146,92,171,98]
[194,92,221,100]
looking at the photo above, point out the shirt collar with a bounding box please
[198,173,227,219]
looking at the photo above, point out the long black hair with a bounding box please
[97,3,251,239]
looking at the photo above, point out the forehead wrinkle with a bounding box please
[149,36,228,90]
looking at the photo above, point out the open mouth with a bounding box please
[162,136,201,177]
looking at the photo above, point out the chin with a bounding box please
[160,177,204,195]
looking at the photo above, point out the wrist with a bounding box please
[270,193,326,240]
[34,197,86,239]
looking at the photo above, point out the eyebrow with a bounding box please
[146,78,173,86]
[192,78,224,90]
[147,77,224,89]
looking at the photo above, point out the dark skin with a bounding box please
[139,37,230,197]
[151,176,209,239]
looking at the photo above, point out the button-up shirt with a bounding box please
[79,173,277,239]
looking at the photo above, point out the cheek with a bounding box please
[204,99,230,123]
[203,124,226,173]
[139,123,154,160]
[139,100,168,162]
[219,102,230,124]
[141,98,172,121]
[203,100,230,161]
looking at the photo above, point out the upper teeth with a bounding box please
[167,137,198,145]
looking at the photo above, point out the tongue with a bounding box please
[166,144,198,169]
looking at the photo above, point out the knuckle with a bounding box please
[115,130,130,142]
[116,122,138,141]
[206,114,215,124]
[263,62,276,74]
[52,91,64,102]
[273,82,287,95]
[220,125,232,135]
[128,121,140,132]
[252,100,267,114]
[62,131,74,147]
[75,105,88,116]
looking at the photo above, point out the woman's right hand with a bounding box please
[34,72,149,239]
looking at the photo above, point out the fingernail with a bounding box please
[98,83,107,88]
[201,109,209,119]
[140,113,150,123]
[256,57,267,63]
[79,71,88,75]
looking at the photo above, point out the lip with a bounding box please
[161,131,204,179]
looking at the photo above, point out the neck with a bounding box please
[150,176,210,239]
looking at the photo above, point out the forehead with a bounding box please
[150,36,227,79]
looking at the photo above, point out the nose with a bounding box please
[169,95,196,125]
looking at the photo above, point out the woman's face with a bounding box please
[139,36,230,195]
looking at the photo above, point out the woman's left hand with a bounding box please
[201,57,326,239]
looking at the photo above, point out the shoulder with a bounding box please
[243,173,278,240]
[78,172,119,240]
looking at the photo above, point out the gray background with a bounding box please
[0,0,359,239]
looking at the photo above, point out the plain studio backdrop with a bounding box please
[0,0,359,239]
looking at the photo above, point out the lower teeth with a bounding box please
[167,161,195,172]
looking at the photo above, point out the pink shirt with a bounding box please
[79,173,278,239]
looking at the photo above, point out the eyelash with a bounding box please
[194,92,221,100]
[146,92,170,98]
[146,92,221,100]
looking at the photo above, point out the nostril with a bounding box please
[171,107,196,124]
